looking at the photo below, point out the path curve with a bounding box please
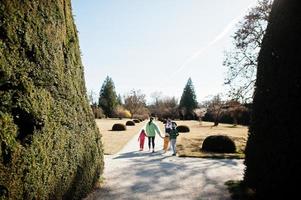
[85,122,245,200]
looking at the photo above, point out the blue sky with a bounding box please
[72,0,257,103]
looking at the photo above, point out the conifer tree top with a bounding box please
[98,76,118,117]
[179,78,198,111]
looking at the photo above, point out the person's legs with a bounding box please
[170,139,176,155]
[163,137,169,152]
[151,137,155,152]
[139,140,142,150]
[141,138,145,150]
[148,137,151,150]
[173,139,177,154]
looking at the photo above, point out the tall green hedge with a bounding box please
[244,0,300,198]
[0,1,104,199]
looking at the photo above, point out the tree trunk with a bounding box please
[233,117,238,126]
[214,120,219,126]
[244,0,301,198]
[0,1,103,199]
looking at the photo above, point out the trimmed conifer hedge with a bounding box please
[0,1,104,199]
[244,0,301,198]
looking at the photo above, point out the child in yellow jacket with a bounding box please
[163,119,172,153]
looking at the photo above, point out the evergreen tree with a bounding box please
[117,94,123,105]
[244,0,301,198]
[0,1,103,199]
[98,76,118,117]
[179,78,198,119]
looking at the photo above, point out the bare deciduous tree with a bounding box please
[193,108,207,125]
[124,90,148,118]
[148,95,179,119]
[224,100,247,126]
[224,0,273,102]
[204,95,226,126]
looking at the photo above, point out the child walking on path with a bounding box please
[169,122,179,156]
[138,129,147,151]
[163,119,172,153]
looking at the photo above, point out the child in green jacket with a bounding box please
[169,122,179,156]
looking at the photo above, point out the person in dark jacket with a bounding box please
[169,122,179,156]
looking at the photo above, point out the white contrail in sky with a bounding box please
[171,1,257,77]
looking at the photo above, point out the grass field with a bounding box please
[96,119,146,155]
[174,120,248,158]
[96,119,248,158]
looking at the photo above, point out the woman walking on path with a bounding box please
[169,122,179,156]
[145,117,163,153]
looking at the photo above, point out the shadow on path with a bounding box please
[85,128,245,200]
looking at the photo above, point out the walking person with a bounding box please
[145,117,163,153]
[163,119,172,153]
[169,122,179,156]
[138,129,147,151]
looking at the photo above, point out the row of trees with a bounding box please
[91,76,249,126]
[149,77,199,120]
[94,76,149,119]
[202,95,250,126]
[90,76,199,120]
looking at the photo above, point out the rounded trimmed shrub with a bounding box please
[126,121,135,126]
[112,123,127,131]
[133,119,140,123]
[177,125,190,133]
[202,135,236,153]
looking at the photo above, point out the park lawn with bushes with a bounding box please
[176,121,248,158]
[96,119,146,154]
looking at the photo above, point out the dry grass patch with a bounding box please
[175,121,248,159]
[96,119,146,155]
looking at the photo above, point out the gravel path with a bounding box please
[85,125,245,200]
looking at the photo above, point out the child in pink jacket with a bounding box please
[138,129,147,151]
